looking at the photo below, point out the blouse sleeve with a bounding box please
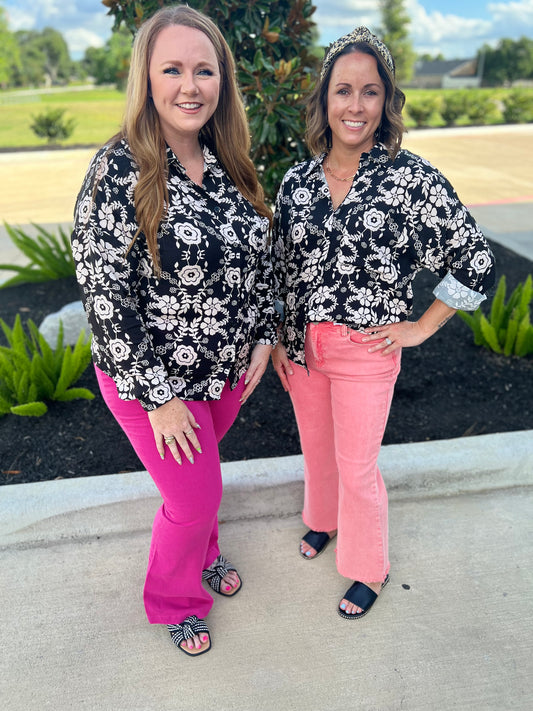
[253,240,279,345]
[272,175,291,320]
[410,168,495,311]
[71,148,174,411]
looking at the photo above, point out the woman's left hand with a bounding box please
[362,321,427,354]
[363,301,457,354]
[240,344,272,404]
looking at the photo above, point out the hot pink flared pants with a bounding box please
[95,366,245,624]
[288,323,401,583]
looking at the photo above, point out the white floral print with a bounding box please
[273,144,495,367]
[71,140,277,409]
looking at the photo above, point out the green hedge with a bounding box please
[404,87,533,128]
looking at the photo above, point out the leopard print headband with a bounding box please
[321,26,395,80]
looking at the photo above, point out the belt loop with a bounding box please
[340,324,348,337]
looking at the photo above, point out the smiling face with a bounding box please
[326,50,385,158]
[148,24,221,149]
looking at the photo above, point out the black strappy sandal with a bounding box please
[202,554,242,596]
[167,615,211,656]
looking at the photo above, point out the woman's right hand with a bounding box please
[271,342,294,392]
[148,397,202,464]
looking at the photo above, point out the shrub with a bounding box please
[406,97,439,127]
[464,93,499,125]
[0,222,76,288]
[502,89,533,124]
[0,315,94,417]
[458,275,533,357]
[441,91,469,126]
[30,107,76,145]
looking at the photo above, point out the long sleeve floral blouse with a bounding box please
[273,143,495,366]
[71,139,277,410]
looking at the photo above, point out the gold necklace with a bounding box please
[324,156,358,182]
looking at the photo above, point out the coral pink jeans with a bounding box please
[288,323,401,583]
[95,366,245,624]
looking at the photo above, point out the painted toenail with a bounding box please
[305,550,312,557]
[340,603,346,610]
[225,585,231,591]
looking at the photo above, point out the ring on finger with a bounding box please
[164,435,175,444]
[184,429,194,436]
[385,337,392,345]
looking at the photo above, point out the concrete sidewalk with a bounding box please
[1,431,532,710]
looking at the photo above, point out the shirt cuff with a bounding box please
[433,273,487,311]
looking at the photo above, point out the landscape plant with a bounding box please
[30,107,76,144]
[0,223,76,288]
[0,315,94,417]
[501,89,533,123]
[405,95,439,127]
[464,92,499,125]
[440,91,469,126]
[458,274,533,357]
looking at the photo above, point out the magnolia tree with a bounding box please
[102,0,320,201]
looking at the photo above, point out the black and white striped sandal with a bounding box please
[202,554,242,597]
[167,615,211,656]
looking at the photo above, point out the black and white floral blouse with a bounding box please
[273,143,495,366]
[71,139,277,410]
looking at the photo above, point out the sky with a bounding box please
[3,0,533,61]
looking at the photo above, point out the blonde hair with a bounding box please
[111,5,270,273]
[306,43,406,159]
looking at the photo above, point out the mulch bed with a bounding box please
[1,238,532,486]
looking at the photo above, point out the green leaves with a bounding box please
[0,222,76,288]
[30,107,76,144]
[458,275,533,358]
[0,315,94,418]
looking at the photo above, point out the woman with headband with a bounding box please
[272,27,494,619]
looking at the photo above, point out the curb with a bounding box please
[1,430,531,547]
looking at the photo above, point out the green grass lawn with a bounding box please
[0,87,125,149]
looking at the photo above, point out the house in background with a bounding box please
[407,58,482,89]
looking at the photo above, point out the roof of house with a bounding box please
[414,59,478,77]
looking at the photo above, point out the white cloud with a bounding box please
[4,6,36,31]
[408,1,491,58]
[64,27,106,56]
[4,0,114,58]
[314,0,380,44]
[488,0,533,34]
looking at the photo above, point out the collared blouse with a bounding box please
[71,139,277,410]
[273,144,495,366]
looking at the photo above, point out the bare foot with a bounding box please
[300,530,337,559]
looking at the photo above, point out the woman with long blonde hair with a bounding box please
[72,4,276,656]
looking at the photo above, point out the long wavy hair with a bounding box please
[306,43,406,159]
[109,5,270,273]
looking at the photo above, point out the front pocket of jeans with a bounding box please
[348,330,382,346]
